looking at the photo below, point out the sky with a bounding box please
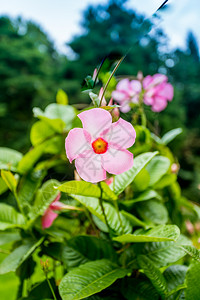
[0,0,199,55]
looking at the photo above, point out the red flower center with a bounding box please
[92,138,108,154]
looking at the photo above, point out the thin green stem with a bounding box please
[46,275,57,300]
[14,191,24,215]
[100,56,126,106]
[85,209,99,236]
[98,183,112,240]
[112,178,124,234]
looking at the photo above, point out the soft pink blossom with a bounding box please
[143,74,174,112]
[42,193,62,229]
[112,79,142,113]
[65,108,136,183]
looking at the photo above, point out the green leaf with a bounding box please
[146,156,170,186]
[0,147,23,172]
[56,89,68,105]
[132,168,150,191]
[133,235,192,268]
[58,181,117,201]
[0,232,21,246]
[121,190,162,209]
[71,195,132,235]
[0,203,26,230]
[137,255,168,298]
[0,176,8,195]
[137,200,169,225]
[59,259,130,300]
[109,151,158,195]
[154,174,177,190]
[121,210,149,229]
[164,265,188,299]
[1,170,17,193]
[121,277,159,300]
[0,238,44,274]
[18,170,46,209]
[33,103,76,132]
[17,142,47,174]
[185,261,200,300]
[29,179,60,219]
[180,245,200,262]
[161,128,183,145]
[62,235,117,270]
[30,120,55,146]
[113,225,180,243]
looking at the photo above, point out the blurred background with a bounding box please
[0,0,199,201]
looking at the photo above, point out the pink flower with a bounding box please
[65,108,136,183]
[143,74,174,112]
[42,193,62,229]
[112,79,142,113]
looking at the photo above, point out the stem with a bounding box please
[113,178,124,234]
[98,183,112,240]
[46,275,57,300]
[14,191,24,215]
[85,209,99,236]
[100,56,125,106]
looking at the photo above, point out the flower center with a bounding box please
[92,138,108,154]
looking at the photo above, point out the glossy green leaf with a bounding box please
[0,176,8,195]
[164,265,188,300]
[137,255,168,298]
[121,190,161,209]
[71,195,132,235]
[59,259,130,300]
[133,235,192,268]
[62,235,117,270]
[58,181,117,201]
[0,147,23,172]
[0,232,21,246]
[0,238,44,274]
[30,120,55,146]
[109,151,158,195]
[0,203,26,230]
[29,179,60,219]
[56,89,68,105]
[113,225,180,243]
[1,170,17,193]
[121,210,149,229]
[185,261,200,300]
[146,156,170,186]
[180,245,200,262]
[137,200,169,225]
[161,128,183,145]
[154,174,177,190]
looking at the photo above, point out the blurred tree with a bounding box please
[0,16,64,149]
[64,0,167,80]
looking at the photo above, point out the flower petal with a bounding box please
[112,90,128,102]
[116,78,130,91]
[78,108,112,139]
[75,151,106,183]
[120,103,131,113]
[157,83,174,101]
[102,148,133,175]
[130,80,142,93]
[152,96,168,112]
[65,128,91,163]
[42,208,58,229]
[103,118,136,149]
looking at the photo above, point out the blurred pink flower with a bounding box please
[143,74,174,112]
[42,193,62,229]
[65,108,136,183]
[112,79,142,113]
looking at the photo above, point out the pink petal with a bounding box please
[130,80,142,93]
[120,103,131,113]
[152,74,167,85]
[75,150,106,183]
[65,128,91,163]
[143,75,153,89]
[143,95,153,106]
[42,208,58,229]
[151,96,168,112]
[157,83,174,101]
[78,108,112,139]
[112,90,128,102]
[50,201,65,210]
[116,78,130,91]
[103,118,136,149]
[102,148,133,175]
